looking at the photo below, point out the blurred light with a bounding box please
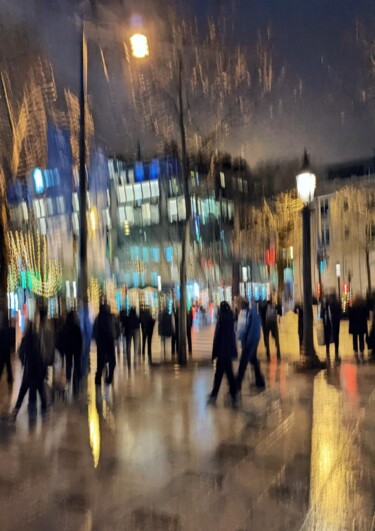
[296,171,316,204]
[89,208,98,232]
[130,33,149,58]
[157,275,161,291]
[336,263,341,278]
[66,280,71,299]
[73,281,77,299]
[33,167,44,194]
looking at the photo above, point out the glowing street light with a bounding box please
[296,150,324,369]
[130,33,149,58]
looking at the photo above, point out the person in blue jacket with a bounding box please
[208,301,238,407]
[236,300,265,392]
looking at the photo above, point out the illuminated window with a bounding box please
[177,196,186,221]
[117,186,126,204]
[135,161,144,182]
[150,205,159,224]
[130,246,140,260]
[151,247,160,262]
[151,272,158,287]
[168,198,178,223]
[142,247,149,263]
[165,247,173,263]
[142,203,151,225]
[118,206,125,224]
[150,180,159,198]
[125,206,134,224]
[150,159,160,180]
[134,183,142,202]
[142,181,150,200]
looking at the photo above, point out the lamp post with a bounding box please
[296,150,324,369]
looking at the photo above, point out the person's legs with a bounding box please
[0,356,5,381]
[106,352,116,383]
[236,349,249,392]
[95,351,105,384]
[171,334,177,356]
[187,329,192,355]
[37,378,47,410]
[5,351,13,384]
[272,322,281,360]
[14,376,29,411]
[224,359,237,400]
[359,334,365,357]
[72,351,81,394]
[249,345,265,388]
[125,335,132,366]
[262,323,271,359]
[147,333,153,363]
[65,351,73,383]
[353,334,358,353]
[333,325,340,358]
[210,358,224,398]
[141,326,146,357]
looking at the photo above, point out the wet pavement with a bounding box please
[0,321,374,530]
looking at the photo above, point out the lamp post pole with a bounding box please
[296,151,325,370]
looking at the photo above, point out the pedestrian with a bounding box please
[0,313,14,387]
[259,295,282,362]
[349,293,369,363]
[158,306,175,358]
[12,320,47,418]
[92,304,116,384]
[38,305,55,381]
[119,306,127,358]
[140,306,155,364]
[124,307,140,366]
[207,301,238,407]
[367,311,375,363]
[187,308,193,356]
[171,304,179,356]
[321,291,342,364]
[293,301,304,353]
[236,300,265,393]
[58,310,83,394]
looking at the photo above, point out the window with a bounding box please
[142,247,149,263]
[343,199,349,212]
[320,198,329,217]
[321,226,330,246]
[141,203,151,225]
[344,226,350,240]
[168,198,178,223]
[130,246,140,260]
[151,247,160,262]
[165,247,173,263]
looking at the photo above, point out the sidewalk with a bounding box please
[0,344,374,530]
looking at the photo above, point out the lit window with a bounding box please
[142,181,150,200]
[125,206,134,224]
[150,204,159,224]
[125,185,134,203]
[134,183,142,201]
[150,180,159,198]
[165,247,173,263]
[151,248,160,262]
[177,196,186,221]
[142,247,149,263]
[117,186,126,204]
[118,206,125,224]
[168,198,178,223]
[142,203,151,225]
[130,246,140,260]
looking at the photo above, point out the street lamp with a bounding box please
[130,33,149,58]
[296,150,324,369]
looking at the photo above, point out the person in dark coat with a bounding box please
[124,307,140,366]
[12,320,47,418]
[208,301,238,407]
[321,291,342,363]
[187,308,193,355]
[171,306,179,356]
[58,310,83,394]
[259,297,282,362]
[93,304,116,384]
[236,300,265,392]
[367,311,375,363]
[349,294,369,363]
[140,306,155,364]
[293,302,304,353]
[0,314,14,386]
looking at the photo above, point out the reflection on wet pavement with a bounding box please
[0,354,374,530]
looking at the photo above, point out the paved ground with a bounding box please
[0,315,374,530]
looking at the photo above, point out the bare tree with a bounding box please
[331,185,375,294]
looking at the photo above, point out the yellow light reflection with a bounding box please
[130,33,149,58]
[308,373,352,529]
[87,376,100,468]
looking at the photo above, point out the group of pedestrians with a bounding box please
[208,299,265,408]
[315,291,372,364]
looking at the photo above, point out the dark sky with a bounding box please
[1,0,374,166]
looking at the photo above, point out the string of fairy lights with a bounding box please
[7,230,63,298]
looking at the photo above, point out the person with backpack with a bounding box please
[93,304,116,385]
[207,301,238,407]
[236,300,265,392]
[259,295,282,362]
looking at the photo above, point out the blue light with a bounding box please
[165,247,173,263]
[134,162,144,182]
[150,159,160,180]
[33,168,44,194]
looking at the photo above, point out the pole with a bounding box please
[337,275,341,302]
[78,24,90,375]
[301,205,320,364]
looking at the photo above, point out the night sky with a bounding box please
[1,0,374,166]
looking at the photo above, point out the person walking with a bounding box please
[321,291,342,364]
[208,301,238,407]
[0,313,14,386]
[124,307,140,366]
[236,300,265,393]
[58,310,83,395]
[349,293,369,363]
[259,296,282,362]
[171,305,179,357]
[93,304,116,384]
[12,320,47,418]
[140,306,155,364]
[187,308,193,356]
